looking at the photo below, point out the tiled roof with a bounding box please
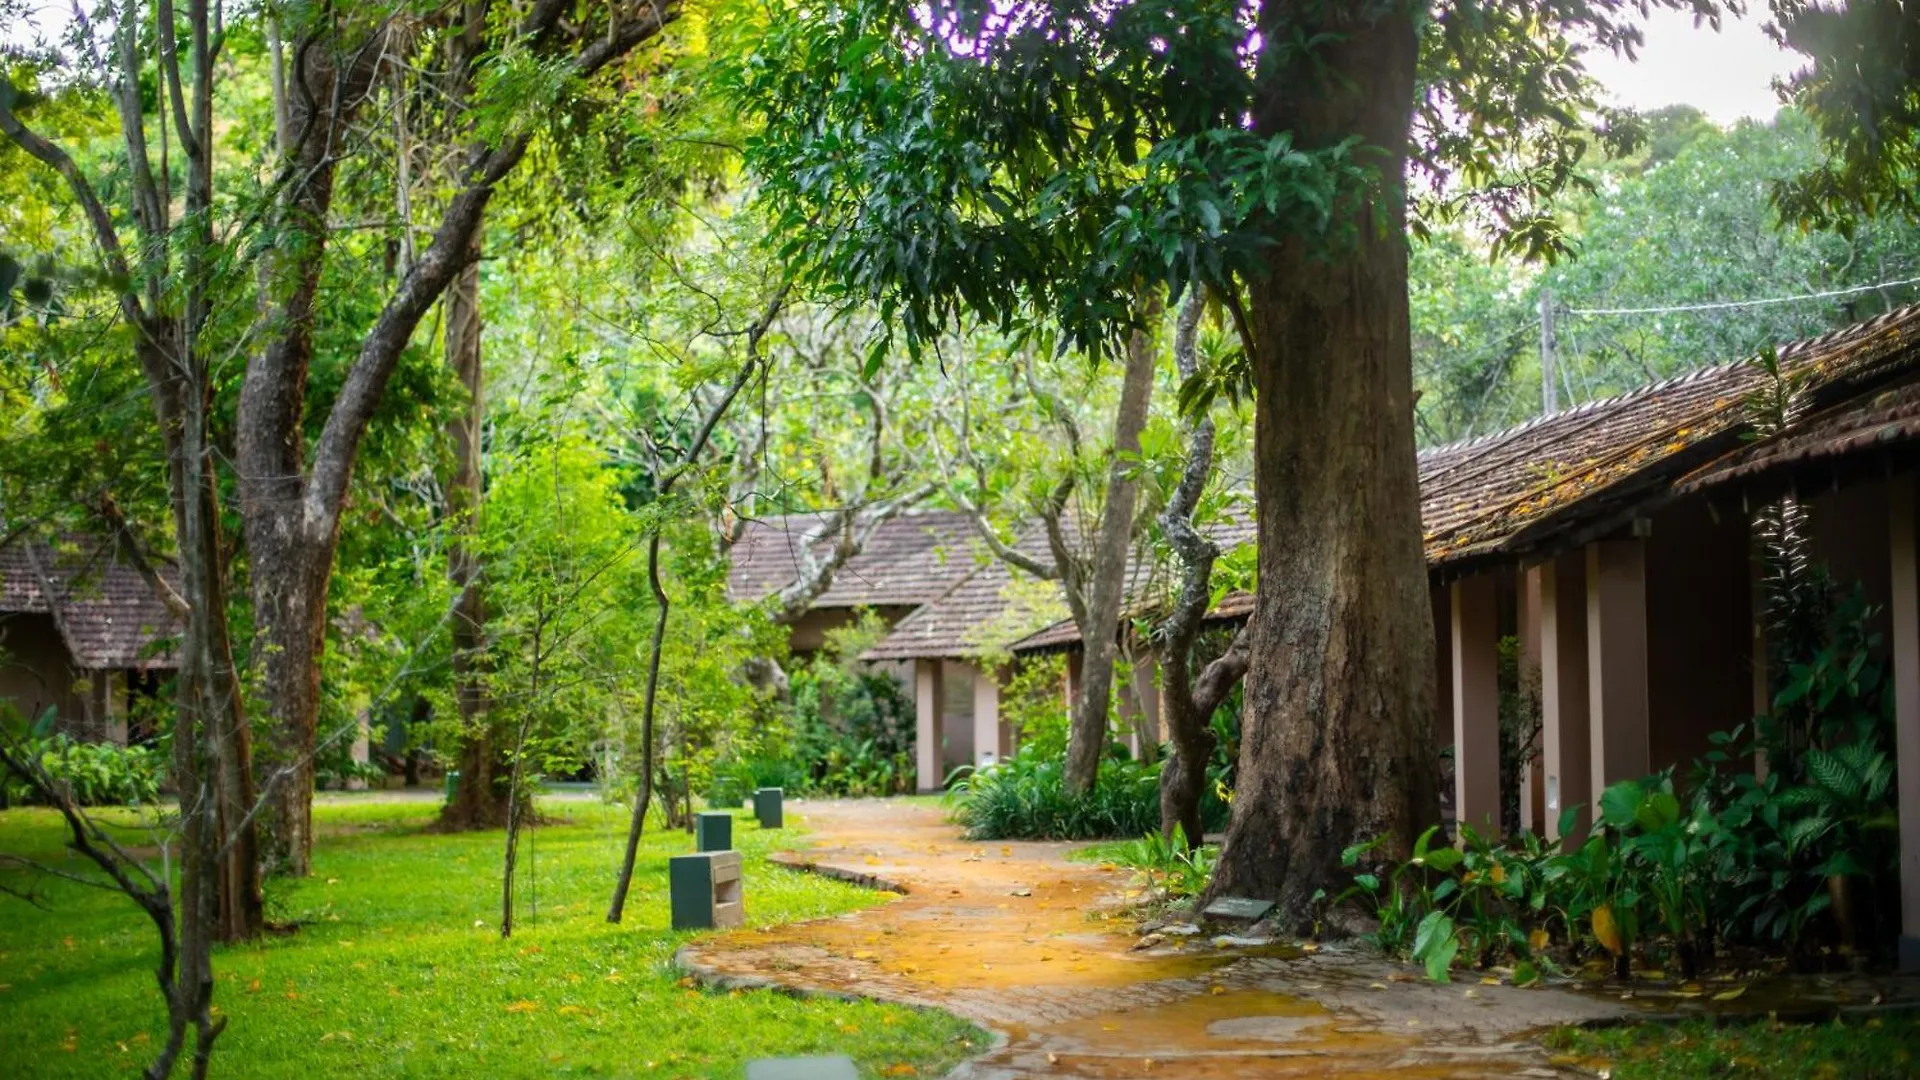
[0,535,182,670]
[859,528,1083,661]
[726,510,976,609]
[1417,302,1920,570]
[1679,375,1920,493]
[1003,303,1920,650]
[1005,519,1256,654]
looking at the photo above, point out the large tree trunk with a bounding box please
[247,538,332,878]
[1206,2,1438,931]
[237,31,362,878]
[1062,306,1159,794]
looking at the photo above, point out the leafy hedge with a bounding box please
[2,734,166,807]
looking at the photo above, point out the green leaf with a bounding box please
[1598,780,1644,830]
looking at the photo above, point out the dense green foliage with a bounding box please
[1073,828,1219,902]
[0,734,165,808]
[1413,108,1920,444]
[0,797,982,1078]
[948,746,1231,842]
[1336,575,1902,983]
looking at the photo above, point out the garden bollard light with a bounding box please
[754,786,783,828]
[694,811,732,853]
[443,770,461,803]
[668,851,743,930]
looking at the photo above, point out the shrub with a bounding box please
[2,734,165,807]
[947,746,1229,841]
[1083,827,1218,901]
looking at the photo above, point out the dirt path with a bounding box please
[678,799,1635,1079]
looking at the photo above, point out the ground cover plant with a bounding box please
[0,797,981,1079]
[1072,829,1219,903]
[1546,1014,1920,1080]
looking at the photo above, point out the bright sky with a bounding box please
[1584,9,1807,126]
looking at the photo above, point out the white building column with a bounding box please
[1588,538,1651,797]
[1888,474,1920,971]
[1539,551,1592,844]
[971,664,1003,769]
[1451,574,1501,834]
[914,658,945,793]
[348,708,372,791]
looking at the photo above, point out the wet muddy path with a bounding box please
[678,799,1631,1078]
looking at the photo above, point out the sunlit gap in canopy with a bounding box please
[907,0,1263,74]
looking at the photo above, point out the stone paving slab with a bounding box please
[676,799,1659,1078]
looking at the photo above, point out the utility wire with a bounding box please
[1565,274,1920,317]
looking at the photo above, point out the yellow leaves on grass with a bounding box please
[1591,905,1623,955]
[881,1065,917,1076]
[504,1000,540,1014]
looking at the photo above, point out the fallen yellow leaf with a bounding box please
[505,1000,540,1014]
[1592,905,1623,955]
[1712,987,1746,1002]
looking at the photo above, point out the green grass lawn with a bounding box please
[1548,1014,1920,1079]
[0,796,982,1079]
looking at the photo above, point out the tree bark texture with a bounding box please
[1207,1,1439,929]
[1062,305,1159,794]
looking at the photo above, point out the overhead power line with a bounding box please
[1564,273,1920,318]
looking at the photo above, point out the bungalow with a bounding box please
[857,528,1068,788]
[895,302,1920,969]
[725,510,976,655]
[0,535,179,743]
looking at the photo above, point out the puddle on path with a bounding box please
[683,800,1625,1079]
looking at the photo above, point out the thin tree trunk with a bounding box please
[1063,299,1160,794]
[606,288,786,923]
[605,532,667,923]
[1206,3,1437,931]
[438,226,512,830]
[1154,289,1249,845]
